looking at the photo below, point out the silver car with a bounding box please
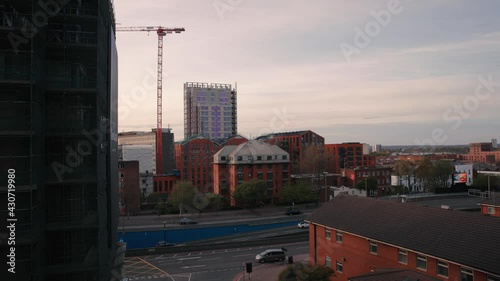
[255,249,286,263]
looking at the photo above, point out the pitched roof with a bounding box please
[349,269,442,281]
[306,195,500,276]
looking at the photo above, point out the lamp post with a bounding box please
[324,172,328,202]
[163,221,167,243]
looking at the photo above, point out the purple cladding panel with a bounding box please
[214,106,220,138]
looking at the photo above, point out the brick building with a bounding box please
[118,161,141,215]
[478,195,500,217]
[341,166,392,196]
[324,143,376,174]
[306,196,500,281]
[175,136,220,193]
[213,140,290,205]
[257,130,324,173]
[463,142,500,164]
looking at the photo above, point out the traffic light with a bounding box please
[246,262,252,273]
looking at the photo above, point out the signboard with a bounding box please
[453,173,467,184]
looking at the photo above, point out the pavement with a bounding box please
[232,254,310,281]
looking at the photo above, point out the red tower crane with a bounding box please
[116,26,185,175]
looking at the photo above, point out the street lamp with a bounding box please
[163,221,167,243]
[324,172,328,202]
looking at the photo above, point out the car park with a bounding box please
[179,217,197,225]
[297,221,309,228]
[285,208,303,215]
[255,249,286,263]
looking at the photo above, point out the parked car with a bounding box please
[179,217,197,225]
[297,221,309,228]
[255,249,286,263]
[285,208,303,215]
[155,240,176,247]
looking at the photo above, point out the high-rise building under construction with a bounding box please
[0,1,120,280]
[184,82,237,140]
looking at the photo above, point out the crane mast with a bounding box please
[116,26,185,175]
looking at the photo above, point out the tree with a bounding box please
[415,157,434,192]
[282,182,316,204]
[394,160,416,192]
[472,174,500,191]
[147,192,161,204]
[233,179,267,208]
[432,160,454,189]
[355,176,378,191]
[168,181,196,216]
[278,263,334,281]
[295,145,332,203]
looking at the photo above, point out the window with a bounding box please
[325,256,331,268]
[237,156,242,161]
[335,231,343,243]
[461,268,473,281]
[416,254,427,271]
[336,261,343,273]
[369,241,377,254]
[267,156,272,160]
[398,249,407,264]
[488,207,495,215]
[487,275,500,281]
[325,229,331,240]
[257,156,262,161]
[248,156,252,161]
[437,260,449,277]
[282,155,287,160]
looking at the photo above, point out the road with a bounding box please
[124,241,309,281]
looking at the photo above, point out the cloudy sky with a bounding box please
[114,0,500,145]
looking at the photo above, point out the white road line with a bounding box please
[232,254,254,258]
[296,246,309,249]
[202,257,222,261]
[177,256,201,261]
[181,265,206,269]
[154,255,164,260]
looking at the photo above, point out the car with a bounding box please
[255,249,286,263]
[155,240,176,247]
[286,208,303,215]
[179,217,197,225]
[297,221,309,228]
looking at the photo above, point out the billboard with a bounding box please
[453,173,467,184]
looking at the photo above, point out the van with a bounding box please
[255,249,286,263]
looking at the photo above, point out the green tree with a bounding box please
[233,179,267,208]
[168,181,196,216]
[432,160,454,189]
[415,157,434,192]
[146,192,161,204]
[472,174,500,191]
[278,263,334,281]
[282,182,316,204]
[394,160,416,192]
[295,145,332,203]
[355,176,378,191]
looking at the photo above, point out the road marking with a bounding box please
[154,255,164,260]
[137,257,170,277]
[181,265,206,269]
[177,256,201,261]
[202,257,221,261]
[296,246,309,249]
[232,254,254,258]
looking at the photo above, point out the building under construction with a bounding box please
[184,82,237,140]
[0,0,120,280]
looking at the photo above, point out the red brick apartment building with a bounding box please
[306,196,500,281]
[325,143,376,174]
[463,142,500,164]
[213,140,290,205]
[257,130,324,172]
[341,166,392,195]
[478,196,500,217]
[118,160,141,215]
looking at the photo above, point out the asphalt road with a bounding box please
[124,241,309,281]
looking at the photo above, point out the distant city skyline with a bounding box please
[115,0,500,145]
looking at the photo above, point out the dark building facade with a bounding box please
[0,1,119,280]
[118,161,141,215]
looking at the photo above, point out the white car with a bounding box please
[298,221,309,228]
